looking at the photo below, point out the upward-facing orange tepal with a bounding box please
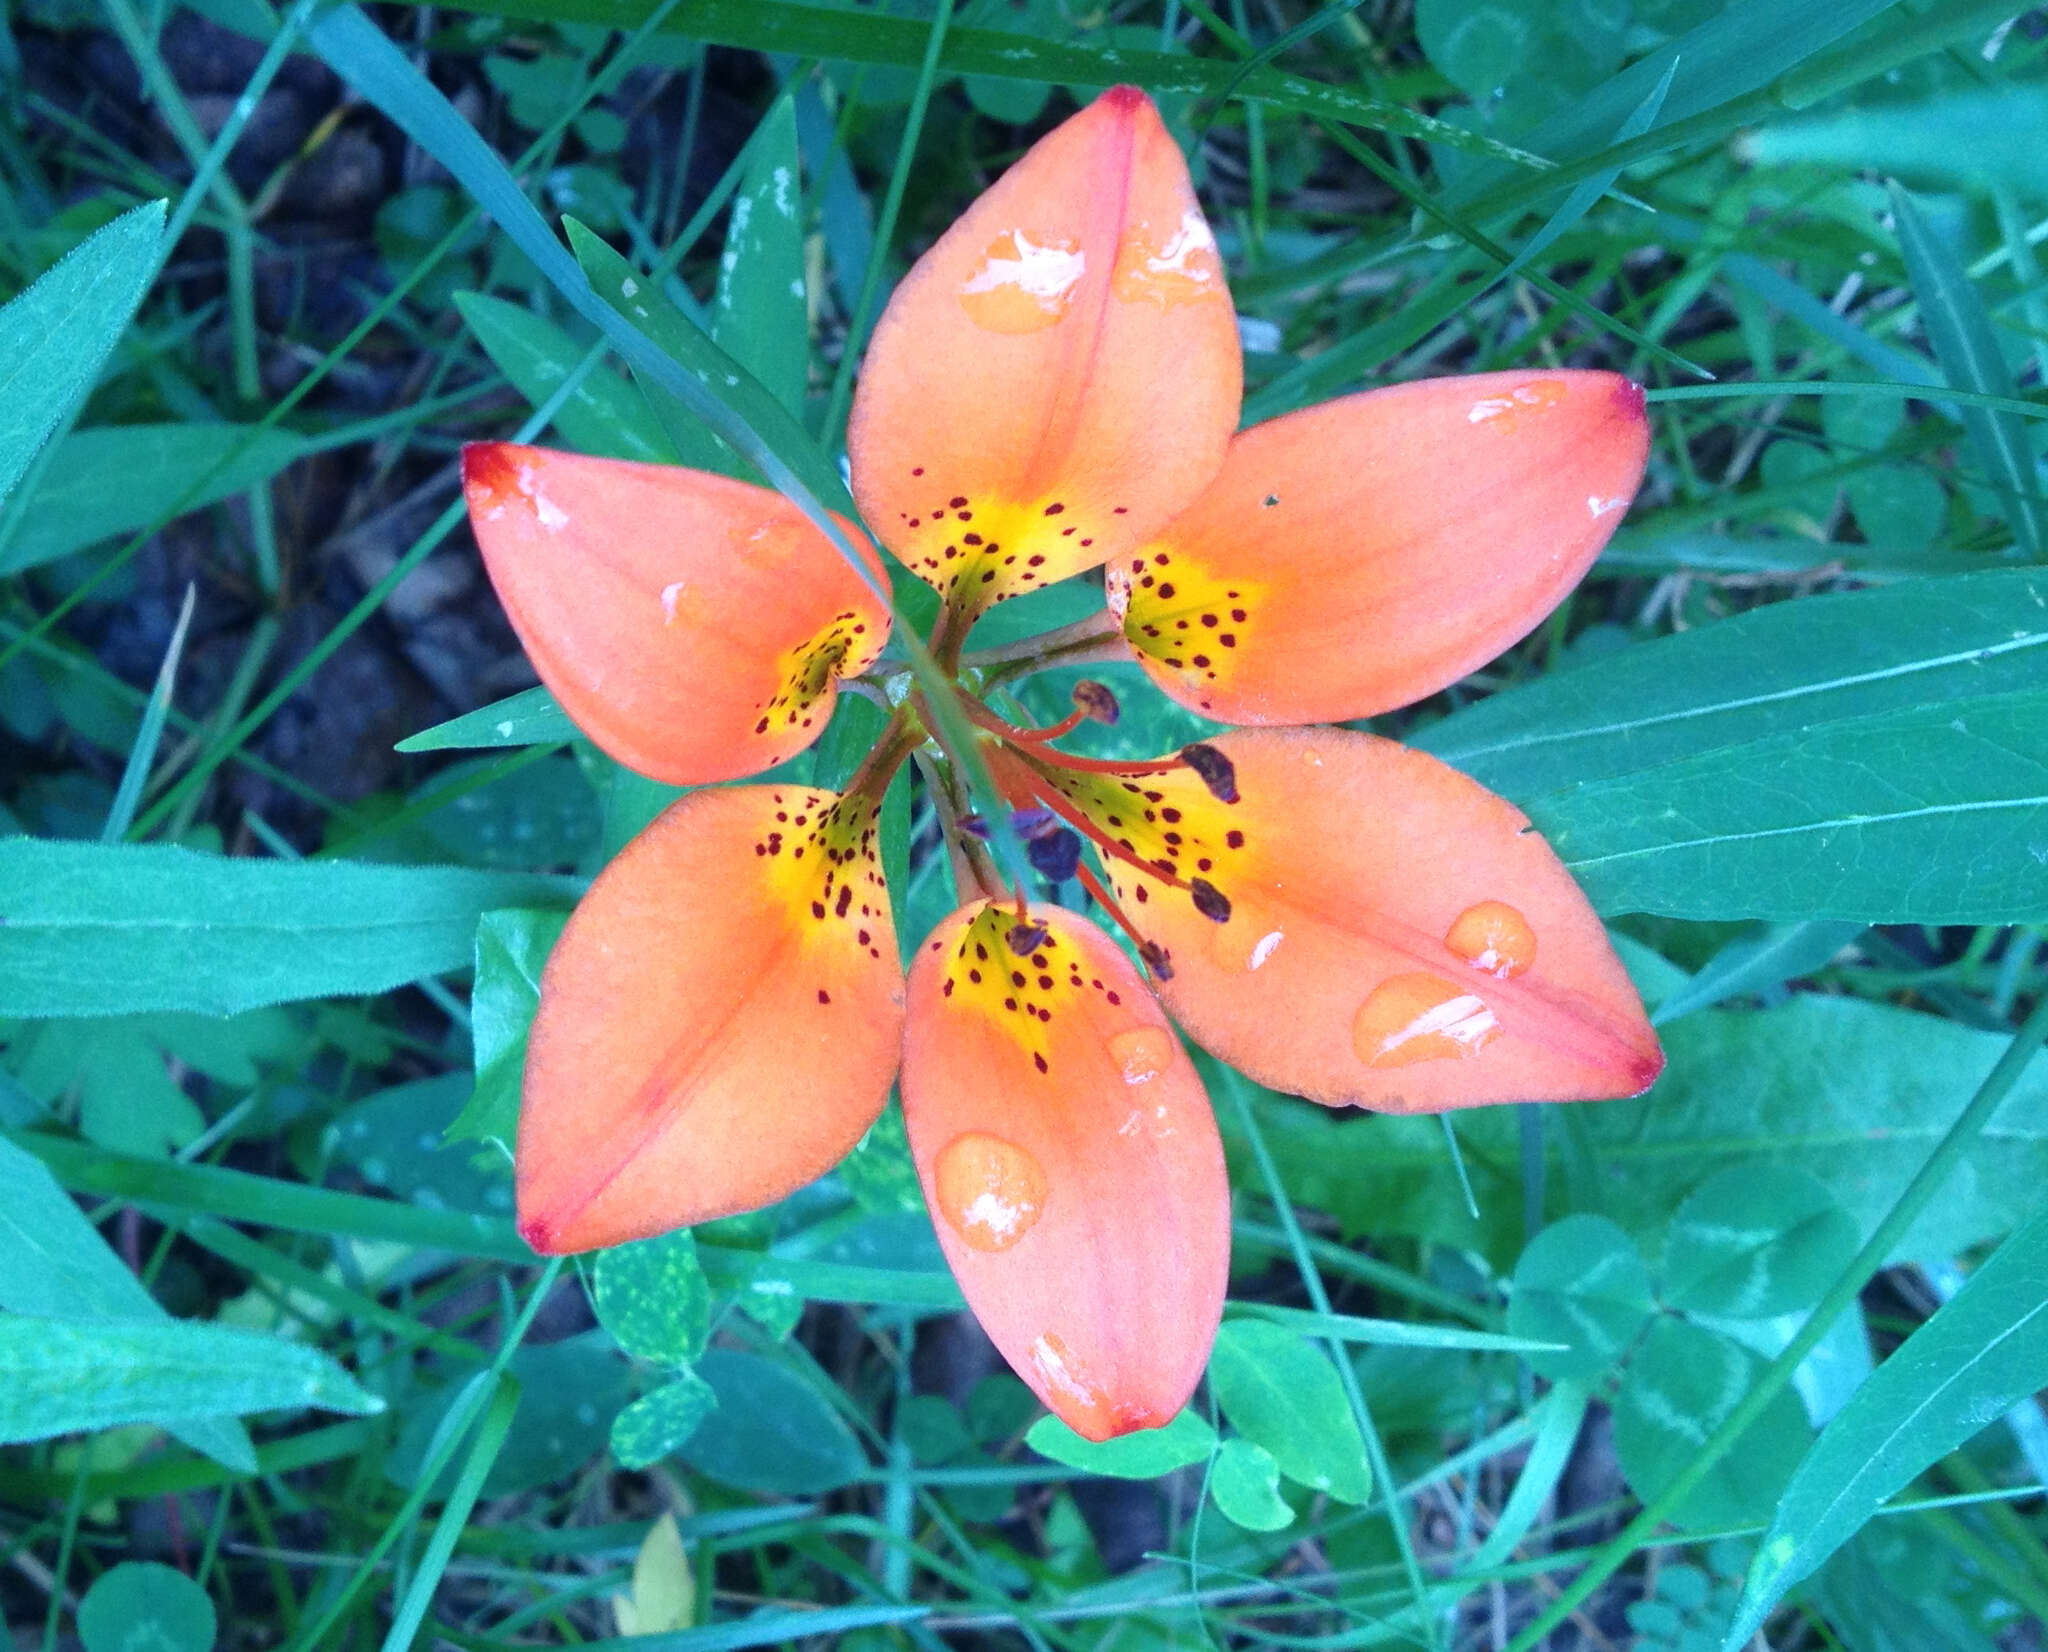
[1113,371,1648,723]
[517,784,904,1254]
[463,445,890,784]
[900,903,1229,1441]
[848,87,1242,614]
[1083,728,1661,1113]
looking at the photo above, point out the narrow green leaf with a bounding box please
[0,1314,383,1443]
[1652,920,1865,1025]
[381,1378,520,1652]
[1207,1319,1371,1503]
[1419,568,2048,799]
[1530,688,2048,923]
[677,1349,866,1494]
[395,685,576,753]
[559,1603,928,1652]
[1466,1380,1589,1573]
[1890,182,2047,558]
[1236,1301,1562,1355]
[102,582,195,843]
[594,1229,713,1367]
[382,0,1544,164]
[712,95,808,418]
[1726,1203,2048,1647]
[0,838,579,1017]
[1208,1437,1294,1532]
[1505,1215,1653,1383]
[0,199,166,508]
[0,423,312,575]
[1024,1406,1215,1479]
[1663,1167,1860,1319]
[451,905,565,1150]
[77,1562,217,1652]
[455,289,675,463]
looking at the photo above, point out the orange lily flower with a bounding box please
[460,87,1661,1442]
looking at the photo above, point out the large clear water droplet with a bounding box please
[1444,900,1536,978]
[933,1131,1047,1253]
[1352,973,1501,1068]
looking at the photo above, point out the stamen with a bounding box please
[1075,863,1168,977]
[1009,806,1062,840]
[1180,743,1238,804]
[958,813,993,841]
[1189,877,1232,923]
[1027,827,1083,883]
[1006,917,1050,956]
[1016,772,1204,897]
[1138,939,1176,981]
[1070,680,1121,726]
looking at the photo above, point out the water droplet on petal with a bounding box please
[1353,973,1501,1068]
[1445,901,1536,978]
[934,1131,1048,1252]
[1111,208,1222,309]
[1108,1026,1175,1085]
[1465,378,1568,433]
[959,230,1086,333]
[1030,1330,1105,1412]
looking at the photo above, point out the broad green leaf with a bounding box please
[395,686,576,753]
[451,905,565,1149]
[1505,1215,1653,1382]
[1232,995,2048,1270]
[594,1229,712,1366]
[1025,1406,1215,1480]
[678,1348,867,1494]
[0,1133,255,1472]
[1890,183,2047,559]
[0,423,312,575]
[1725,1203,2048,1649]
[1419,568,2048,799]
[1611,1316,1811,1532]
[326,1073,512,1217]
[0,838,578,1017]
[1206,1319,1370,1503]
[1662,1166,1859,1319]
[6,1018,204,1156]
[389,1337,627,1498]
[76,1562,216,1652]
[1529,688,2048,923]
[1749,89,2048,199]
[0,1314,382,1443]
[1652,919,1865,1025]
[0,199,164,509]
[711,96,807,417]
[1208,1437,1294,1532]
[454,289,674,464]
[610,1371,717,1470]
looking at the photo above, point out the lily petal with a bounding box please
[1048,728,1660,1111]
[901,902,1229,1440]
[848,87,1241,615]
[518,785,903,1253]
[464,444,890,784]
[1111,371,1648,723]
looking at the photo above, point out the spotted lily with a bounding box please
[461,87,1661,1441]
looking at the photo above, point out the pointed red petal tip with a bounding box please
[517,1212,566,1256]
[1613,377,1647,421]
[1099,83,1150,114]
[461,440,520,501]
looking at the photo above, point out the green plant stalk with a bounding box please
[1224,1075,1437,1646]
[1505,976,2048,1651]
[380,1378,522,1651]
[820,0,956,445]
[276,1259,561,1652]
